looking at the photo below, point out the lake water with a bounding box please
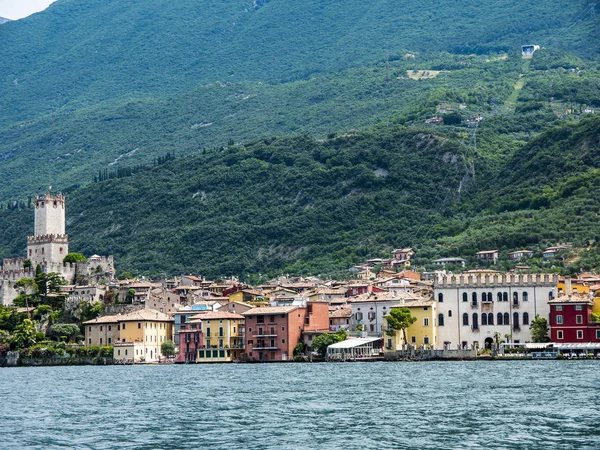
[1,361,599,449]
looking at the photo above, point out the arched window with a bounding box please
[488,313,494,325]
[463,292,468,302]
[481,313,488,326]
[497,292,502,302]
[548,291,555,300]
[472,313,479,329]
[463,313,469,326]
[523,312,529,325]
[504,312,510,325]
[523,292,528,302]
[513,312,520,328]
[503,292,508,302]
[497,312,503,325]
[472,293,477,305]
[513,292,519,304]
[448,310,453,318]
[438,293,444,303]
[481,292,487,302]
[488,292,493,302]
[438,313,445,326]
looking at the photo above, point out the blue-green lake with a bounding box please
[1,361,599,449]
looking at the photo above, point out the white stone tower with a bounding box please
[27,193,69,268]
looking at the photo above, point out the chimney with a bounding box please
[565,278,572,295]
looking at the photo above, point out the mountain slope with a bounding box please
[0,127,472,277]
[1,117,599,278]
[1,0,595,127]
[0,53,519,199]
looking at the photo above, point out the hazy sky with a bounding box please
[0,0,55,20]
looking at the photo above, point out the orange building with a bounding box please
[242,301,329,361]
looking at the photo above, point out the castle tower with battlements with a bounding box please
[27,193,69,269]
[1,192,114,306]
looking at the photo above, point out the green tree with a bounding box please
[161,340,176,358]
[118,272,134,280]
[125,288,136,304]
[79,302,103,323]
[385,307,417,346]
[35,272,67,305]
[63,252,87,263]
[12,318,37,349]
[293,342,306,356]
[48,323,81,342]
[530,315,550,343]
[312,329,347,357]
[0,306,27,333]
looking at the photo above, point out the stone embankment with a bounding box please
[384,349,477,361]
[0,351,114,367]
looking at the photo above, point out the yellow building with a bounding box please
[83,315,120,346]
[558,278,590,295]
[193,311,245,362]
[85,309,174,363]
[227,289,266,304]
[383,298,438,351]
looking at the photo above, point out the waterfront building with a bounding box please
[549,294,600,342]
[243,301,329,361]
[176,321,203,363]
[326,337,383,360]
[349,291,428,336]
[434,273,557,349]
[195,311,245,362]
[173,304,219,344]
[83,314,120,346]
[85,309,174,363]
[383,298,438,351]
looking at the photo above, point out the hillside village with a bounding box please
[2,193,600,365]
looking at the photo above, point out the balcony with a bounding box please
[513,324,521,331]
[512,302,520,309]
[471,302,478,309]
[471,325,479,331]
[252,333,278,338]
[251,346,280,350]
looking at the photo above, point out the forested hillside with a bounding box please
[1,0,599,278]
[0,0,598,198]
[1,116,599,278]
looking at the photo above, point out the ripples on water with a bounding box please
[1,361,599,449]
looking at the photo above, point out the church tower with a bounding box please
[27,193,69,268]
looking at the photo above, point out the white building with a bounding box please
[434,273,558,350]
[349,291,431,336]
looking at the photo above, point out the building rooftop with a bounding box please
[329,308,353,318]
[190,311,245,321]
[327,337,382,349]
[548,294,593,304]
[242,306,299,316]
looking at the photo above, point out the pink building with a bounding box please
[243,301,329,361]
[175,321,203,363]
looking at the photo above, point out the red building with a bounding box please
[175,321,203,363]
[242,301,329,361]
[549,294,600,342]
